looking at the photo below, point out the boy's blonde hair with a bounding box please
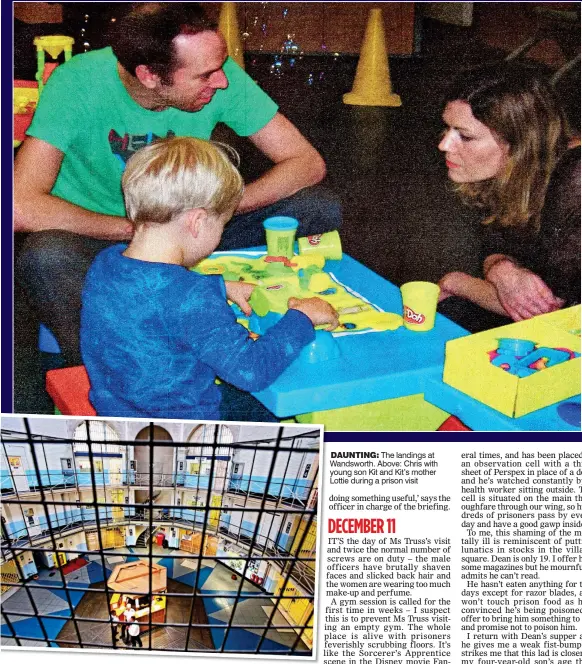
[122,136,244,225]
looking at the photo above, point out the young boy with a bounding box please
[80,137,338,421]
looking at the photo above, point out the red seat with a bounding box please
[437,415,472,431]
[45,365,96,416]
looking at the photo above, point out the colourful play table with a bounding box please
[241,250,579,431]
[241,251,468,426]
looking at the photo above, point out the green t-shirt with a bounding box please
[27,47,278,217]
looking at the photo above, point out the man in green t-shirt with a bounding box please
[14,3,341,366]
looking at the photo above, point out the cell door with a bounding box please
[291,519,317,565]
[292,599,314,645]
[1,560,19,594]
[109,458,122,485]
[111,489,124,521]
[208,494,222,529]
[86,531,99,550]
[231,462,245,492]
[257,512,282,548]
[60,494,71,526]
[61,458,74,485]
[24,508,41,537]
[228,508,243,540]
[274,577,297,613]
[7,453,30,492]
[51,551,67,567]
[102,528,114,549]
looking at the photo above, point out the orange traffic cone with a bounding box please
[343,8,401,107]
[218,2,245,70]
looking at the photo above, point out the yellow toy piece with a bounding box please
[291,253,326,270]
[308,272,333,292]
[197,262,227,275]
[338,310,403,333]
[195,253,328,285]
[14,86,38,114]
[14,35,74,146]
[250,279,301,316]
[33,35,74,94]
[13,84,39,147]
[34,35,74,59]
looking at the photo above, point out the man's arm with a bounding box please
[14,137,133,240]
[235,112,326,214]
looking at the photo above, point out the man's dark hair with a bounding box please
[109,3,216,83]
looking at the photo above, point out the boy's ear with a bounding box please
[184,208,208,238]
[135,64,160,89]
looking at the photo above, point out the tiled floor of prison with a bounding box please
[1,547,308,652]
[56,578,213,651]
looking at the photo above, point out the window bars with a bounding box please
[1,420,319,654]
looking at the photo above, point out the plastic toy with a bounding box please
[489,337,576,377]
[264,216,298,259]
[14,35,74,146]
[250,276,301,316]
[557,401,581,427]
[444,310,581,418]
[400,281,440,332]
[33,35,74,94]
[14,80,39,146]
[194,227,402,362]
[298,230,343,260]
[300,330,342,364]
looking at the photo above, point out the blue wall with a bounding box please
[1,469,14,491]
[184,476,210,489]
[228,476,312,500]
[4,505,136,541]
[1,469,134,491]
[169,507,207,524]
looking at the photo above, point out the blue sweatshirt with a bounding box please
[81,245,314,418]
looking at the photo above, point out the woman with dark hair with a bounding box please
[437,63,580,329]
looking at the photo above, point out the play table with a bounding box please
[210,248,579,431]
[44,248,579,430]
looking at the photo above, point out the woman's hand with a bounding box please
[486,260,564,321]
[225,281,255,316]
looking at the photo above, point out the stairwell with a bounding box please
[135,526,155,548]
